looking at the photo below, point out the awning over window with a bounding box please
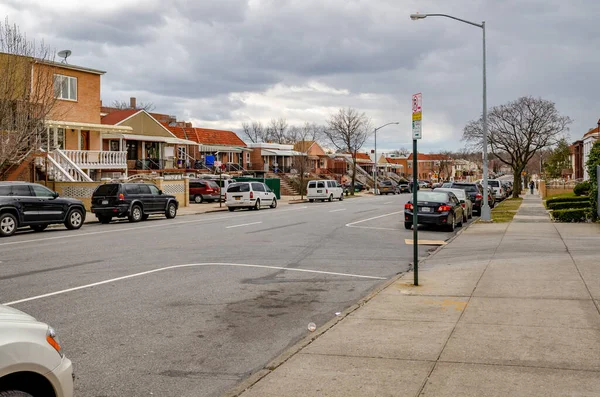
[199,144,252,153]
[46,120,132,133]
[261,149,306,156]
[102,133,198,146]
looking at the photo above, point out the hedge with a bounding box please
[574,181,592,196]
[552,208,590,222]
[547,201,591,210]
[546,196,591,206]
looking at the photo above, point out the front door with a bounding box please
[30,184,65,222]
[80,131,90,150]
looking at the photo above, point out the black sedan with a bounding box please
[404,190,464,232]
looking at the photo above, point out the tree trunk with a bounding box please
[512,167,523,198]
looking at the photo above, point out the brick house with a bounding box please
[383,156,407,177]
[407,153,453,181]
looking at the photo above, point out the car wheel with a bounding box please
[254,199,261,210]
[228,207,235,212]
[339,193,344,201]
[446,215,455,232]
[404,222,412,230]
[328,194,333,202]
[30,224,48,232]
[457,213,464,227]
[0,213,18,237]
[98,215,112,224]
[0,391,35,397]
[65,208,84,230]
[128,205,143,222]
[166,202,177,219]
[194,195,203,204]
[270,198,277,208]
[463,212,468,224]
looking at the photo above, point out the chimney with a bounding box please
[185,122,192,128]
[130,97,137,109]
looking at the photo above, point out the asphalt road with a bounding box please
[0,193,473,397]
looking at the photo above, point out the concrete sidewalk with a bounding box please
[229,194,600,396]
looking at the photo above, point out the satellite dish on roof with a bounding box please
[57,50,71,64]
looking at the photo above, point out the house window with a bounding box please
[54,75,77,101]
[228,152,234,163]
[245,152,250,164]
[178,146,187,160]
[43,127,65,150]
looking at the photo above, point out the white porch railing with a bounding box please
[36,149,91,182]
[61,150,127,169]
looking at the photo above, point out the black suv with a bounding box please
[448,182,494,215]
[0,182,86,237]
[91,183,178,224]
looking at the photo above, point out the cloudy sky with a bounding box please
[2,0,599,153]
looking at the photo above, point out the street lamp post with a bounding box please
[373,122,400,195]
[410,13,490,221]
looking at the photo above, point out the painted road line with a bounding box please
[3,263,386,306]
[226,221,262,229]
[383,201,393,204]
[329,208,347,213]
[350,226,400,231]
[0,206,310,248]
[346,211,404,228]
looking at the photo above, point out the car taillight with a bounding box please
[118,193,125,200]
[224,193,227,200]
[250,191,254,199]
[326,189,328,194]
[404,203,413,210]
[475,193,483,199]
[437,205,452,212]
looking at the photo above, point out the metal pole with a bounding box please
[480,21,491,221]
[219,170,222,208]
[373,128,377,195]
[412,138,419,286]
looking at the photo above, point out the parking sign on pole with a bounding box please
[412,93,422,140]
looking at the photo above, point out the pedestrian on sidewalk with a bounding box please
[529,180,535,194]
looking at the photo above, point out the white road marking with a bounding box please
[329,208,347,213]
[348,226,400,231]
[3,263,386,306]
[0,206,310,248]
[383,201,393,204]
[226,221,262,229]
[345,211,404,229]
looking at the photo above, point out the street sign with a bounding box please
[214,161,222,167]
[412,93,422,140]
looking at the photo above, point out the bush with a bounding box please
[552,208,591,222]
[546,196,591,206]
[573,181,591,196]
[547,201,591,210]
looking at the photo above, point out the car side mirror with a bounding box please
[52,192,59,199]
[159,190,163,195]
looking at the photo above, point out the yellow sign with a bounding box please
[521,171,527,176]
[412,112,422,121]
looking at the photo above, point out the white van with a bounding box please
[307,180,344,202]
[226,182,277,211]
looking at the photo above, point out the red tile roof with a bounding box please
[163,124,246,146]
[101,109,140,125]
[353,152,371,161]
[407,153,452,161]
[386,157,406,164]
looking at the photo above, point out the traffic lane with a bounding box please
[12,264,383,397]
[0,200,405,303]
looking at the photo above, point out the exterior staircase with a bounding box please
[266,172,301,196]
[36,149,93,182]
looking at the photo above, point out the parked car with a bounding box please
[408,181,420,192]
[404,190,465,232]
[377,180,397,195]
[441,182,453,188]
[432,182,444,189]
[91,182,178,223]
[449,182,494,215]
[342,181,366,193]
[226,182,277,211]
[502,181,513,198]
[418,180,432,189]
[399,183,410,193]
[486,179,505,201]
[434,187,473,222]
[0,304,74,396]
[0,182,86,237]
[189,179,221,203]
[307,180,344,202]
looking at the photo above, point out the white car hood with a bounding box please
[0,305,37,322]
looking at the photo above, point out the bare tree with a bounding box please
[390,147,410,157]
[241,120,269,143]
[267,118,289,144]
[111,99,155,112]
[0,18,58,180]
[291,127,314,200]
[436,151,454,181]
[324,108,371,195]
[463,96,571,197]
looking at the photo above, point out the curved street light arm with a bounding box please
[422,13,483,28]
